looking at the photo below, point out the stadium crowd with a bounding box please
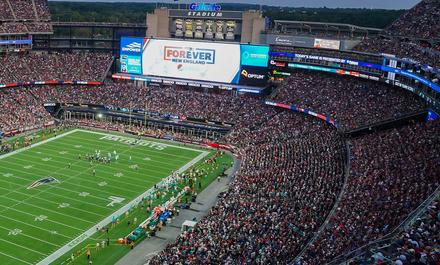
[0,0,438,264]
[0,52,113,85]
[354,0,440,69]
[0,67,437,265]
[0,50,113,133]
[271,71,425,130]
[385,0,440,39]
[0,0,52,34]
[0,87,52,133]
[387,198,439,265]
[355,37,440,70]
[351,197,440,265]
[301,120,440,264]
[0,0,51,20]
[28,81,268,124]
[151,111,346,264]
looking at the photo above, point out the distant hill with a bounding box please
[48,2,405,28]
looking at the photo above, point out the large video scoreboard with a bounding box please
[120,37,269,87]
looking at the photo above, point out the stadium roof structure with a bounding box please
[272,20,382,39]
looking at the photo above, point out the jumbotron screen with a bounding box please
[120,37,269,86]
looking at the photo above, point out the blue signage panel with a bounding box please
[120,37,144,75]
[240,45,270,68]
[0,39,32,45]
[189,3,221,11]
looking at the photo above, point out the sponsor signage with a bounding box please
[0,39,32,45]
[273,70,291,76]
[141,38,241,84]
[264,34,315,48]
[239,66,268,86]
[164,46,216,65]
[313,38,340,50]
[120,37,268,87]
[175,81,188,86]
[120,37,145,75]
[189,3,221,11]
[240,44,269,68]
[169,9,243,19]
[270,60,287,68]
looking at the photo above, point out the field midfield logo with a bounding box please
[107,196,125,207]
[164,46,215,65]
[28,177,60,189]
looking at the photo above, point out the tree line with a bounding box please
[48,2,405,29]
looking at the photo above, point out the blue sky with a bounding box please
[49,0,421,10]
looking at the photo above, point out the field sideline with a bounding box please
[0,128,208,265]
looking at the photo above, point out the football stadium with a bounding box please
[0,0,439,264]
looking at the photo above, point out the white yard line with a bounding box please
[0,205,84,231]
[0,250,33,265]
[2,154,164,189]
[0,129,79,160]
[24,143,190,174]
[0,163,140,200]
[0,182,112,212]
[0,128,209,265]
[0,187,106,219]
[0,224,60,247]
[0,237,48,256]
[37,150,209,265]
[0,214,72,239]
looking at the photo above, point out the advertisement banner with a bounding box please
[119,37,269,86]
[313,38,340,50]
[239,66,268,86]
[141,39,241,84]
[240,45,269,68]
[120,37,145,75]
[0,39,32,45]
[263,34,315,47]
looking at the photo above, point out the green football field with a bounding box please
[0,129,208,265]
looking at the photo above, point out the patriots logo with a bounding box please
[27,177,60,189]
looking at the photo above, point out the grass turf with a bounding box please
[0,128,211,265]
[56,146,233,265]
